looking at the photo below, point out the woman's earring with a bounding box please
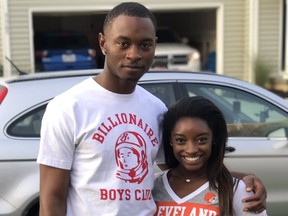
[170,143,173,146]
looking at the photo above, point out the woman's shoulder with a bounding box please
[154,169,168,181]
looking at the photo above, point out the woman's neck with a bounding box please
[167,168,208,198]
[171,166,208,182]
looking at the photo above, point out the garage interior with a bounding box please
[32,9,216,72]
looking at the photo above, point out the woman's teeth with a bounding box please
[184,156,200,162]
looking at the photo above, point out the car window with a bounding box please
[6,82,176,138]
[7,82,287,139]
[140,83,176,107]
[184,83,288,138]
[7,104,47,137]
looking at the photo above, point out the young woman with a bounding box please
[153,96,267,216]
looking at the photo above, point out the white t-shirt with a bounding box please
[37,77,167,215]
[152,170,268,216]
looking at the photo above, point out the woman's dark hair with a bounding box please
[162,96,236,216]
[103,2,157,34]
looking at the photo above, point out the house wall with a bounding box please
[223,0,282,81]
[258,0,281,74]
[222,1,246,80]
[4,0,282,82]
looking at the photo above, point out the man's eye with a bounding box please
[118,42,129,48]
[141,43,153,50]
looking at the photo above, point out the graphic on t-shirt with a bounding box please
[155,202,219,216]
[204,192,218,204]
[115,131,148,183]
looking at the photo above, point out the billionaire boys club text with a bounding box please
[100,188,152,201]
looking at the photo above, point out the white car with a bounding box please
[0,69,287,215]
[153,27,201,71]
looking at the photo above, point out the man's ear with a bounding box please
[98,33,106,55]
[154,36,158,49]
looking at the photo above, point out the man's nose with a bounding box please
[126,46,142,61]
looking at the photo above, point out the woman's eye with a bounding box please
[197,137,208,144]
[175,138,185,144]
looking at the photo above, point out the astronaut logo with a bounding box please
[115,131,148,184]
[204,192,218,204]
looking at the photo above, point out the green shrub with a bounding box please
[253,58,272,87]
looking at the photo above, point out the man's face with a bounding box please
[99,15,157,83]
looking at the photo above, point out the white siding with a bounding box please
[243,0,251,82]
[222,0,247,80]
[258,0,281,74]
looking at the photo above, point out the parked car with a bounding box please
[153,27,201,71]
[0,70,288,215]
[34,31,97,72]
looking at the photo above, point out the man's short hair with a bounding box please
[103,2,157,34]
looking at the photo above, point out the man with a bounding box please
[37,2,266,215]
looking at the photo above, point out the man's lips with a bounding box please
[123,65,144,69]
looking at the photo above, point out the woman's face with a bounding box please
[171,117,213,174]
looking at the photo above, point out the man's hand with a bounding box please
[242,174,267,213]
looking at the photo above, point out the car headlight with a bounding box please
[188,51,200,63]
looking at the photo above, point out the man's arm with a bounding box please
[231,172,267,213]
[39,164,70,216]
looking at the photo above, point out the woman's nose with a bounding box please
[185,142,198,154]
